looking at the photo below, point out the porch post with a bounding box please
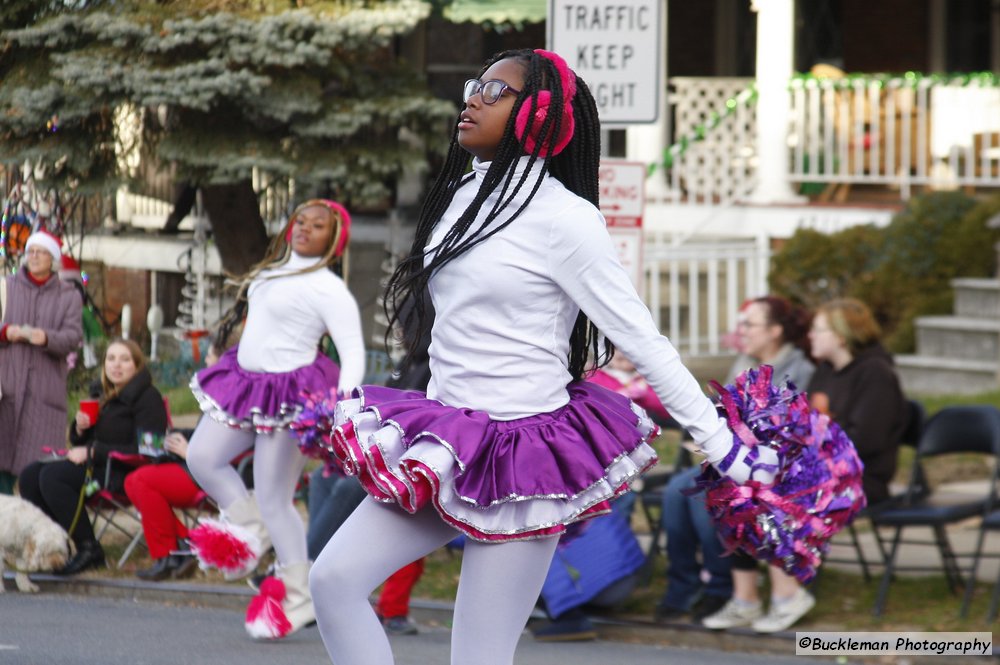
[747,0,804,204]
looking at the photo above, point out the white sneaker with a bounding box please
[701,598,764,629]
[752,589,815,633]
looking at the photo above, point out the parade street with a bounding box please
[1,593,831,665]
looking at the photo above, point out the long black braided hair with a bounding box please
[384,48,613,381]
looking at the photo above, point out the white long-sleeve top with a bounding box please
[237,252,365,393]
[425,157,730,450]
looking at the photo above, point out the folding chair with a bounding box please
[961,508,1000,620]
[88,451,151,568]
[821,399,926,582]
[89,397,174,568]
[868,404,1000,616]
[635,417,693,584]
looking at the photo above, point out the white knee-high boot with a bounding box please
[245,561,315,639]
[189,492,272,580]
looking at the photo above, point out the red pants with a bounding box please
[376,558,425,619]
[124,463,203,559]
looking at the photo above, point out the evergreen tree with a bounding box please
[0,0,456,273]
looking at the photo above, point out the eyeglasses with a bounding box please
[737,321,766,330]
[463,78,520,105]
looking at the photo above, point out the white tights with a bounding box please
[309,497,559,665]
[187,418,309,565]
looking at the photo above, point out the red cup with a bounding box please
[80,399,100,425]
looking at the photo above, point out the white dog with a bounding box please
[0,494,71,592]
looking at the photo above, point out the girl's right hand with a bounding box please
[75,411,93,434]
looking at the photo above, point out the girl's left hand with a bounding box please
[65,446,89,465]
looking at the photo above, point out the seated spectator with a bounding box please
[807,298,907,507]
[18,338,168,575]
[588,351,671,426]
[124,341,225,581]
[531,495,644,642]
[674,296,817,631]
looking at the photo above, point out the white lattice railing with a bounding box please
[659,77,758,207]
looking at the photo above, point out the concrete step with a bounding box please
[896,354,999,395]
[953,277,1000,319]
[913,315,1000,362]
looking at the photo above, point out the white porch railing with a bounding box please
[788,73,1000,199]
[118,167,296,230]
[643,236,768,357]
[642,73,1000,357]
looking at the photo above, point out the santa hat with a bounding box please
[60,254,83,284]
[24,230,62,262]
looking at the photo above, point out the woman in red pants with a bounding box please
[125,429,202,580]
[125,343,224,581]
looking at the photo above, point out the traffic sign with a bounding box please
[548,0,664,125]
[599,160,646,290]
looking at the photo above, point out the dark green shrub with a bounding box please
[771,191,1000,354]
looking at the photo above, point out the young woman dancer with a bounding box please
[299,49,765,665]
[185,199,365,639]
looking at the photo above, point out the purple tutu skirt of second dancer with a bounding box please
[191,346,340,433]
[292,382,660,543]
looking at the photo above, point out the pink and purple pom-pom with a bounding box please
[289,388,341,474]
[693,365,866,583]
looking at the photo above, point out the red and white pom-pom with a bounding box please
[245,577,292,639]
[188,518,261,577]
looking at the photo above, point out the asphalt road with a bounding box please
[0,593,832,665]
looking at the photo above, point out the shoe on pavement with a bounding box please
[690,594,730,622]
[752,589,815,634]
[653,602,687,623]
[382,616,419,636]
[701,598,763,630]
[531,616,597,642]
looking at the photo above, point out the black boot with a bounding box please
[169,552,198,580]
[136,557,174,581]
[56,541,105,576]
[168,538,198,579]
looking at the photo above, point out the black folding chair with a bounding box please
[635,418,693,584]
[822,399,926,582]
[869,404,1000,616]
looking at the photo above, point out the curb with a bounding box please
[4,572,996,664]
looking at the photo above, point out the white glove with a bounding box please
[695,418,780,485]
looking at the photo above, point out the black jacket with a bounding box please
[70,367,168,492]
[807,343,907,505]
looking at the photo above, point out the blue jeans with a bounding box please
[658,466,732,610]
[307,467,368,560]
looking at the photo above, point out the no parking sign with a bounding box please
[598,160,646,290]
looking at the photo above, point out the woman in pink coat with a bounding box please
[0,231,82,494]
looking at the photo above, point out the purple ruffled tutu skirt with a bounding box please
[191,346,340,433]
[292,382,660,542]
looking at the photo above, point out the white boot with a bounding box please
[245,561,315,640]
[189,492,272,580]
